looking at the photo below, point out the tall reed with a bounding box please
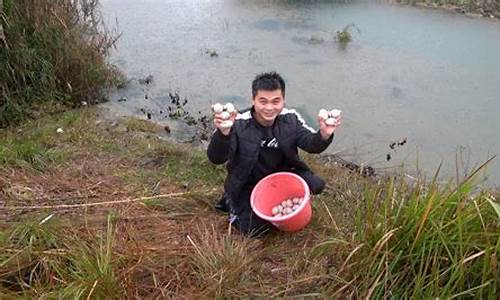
[0,0,121,127]
[333,166,500,298]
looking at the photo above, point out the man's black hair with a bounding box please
[252,72,285,98]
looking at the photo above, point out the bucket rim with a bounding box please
[250,172,311,222]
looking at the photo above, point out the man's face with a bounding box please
[252,89,285,127]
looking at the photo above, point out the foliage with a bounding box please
[0,0,122,127]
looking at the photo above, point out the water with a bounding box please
[100,0,500,187]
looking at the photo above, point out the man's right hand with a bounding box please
[214,111,237,136]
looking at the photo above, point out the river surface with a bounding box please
[100,0,500,187]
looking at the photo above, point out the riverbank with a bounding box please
[1,108,498,298]
[1,0,499,296]
[394,0,500,19]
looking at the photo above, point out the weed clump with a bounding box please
[0,0,123,127]
[335,24,360,48]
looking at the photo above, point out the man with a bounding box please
[207,72,341,237]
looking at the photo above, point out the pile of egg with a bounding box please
[212,103,235,128]
[271,197,304,217]
[318,109,341,126]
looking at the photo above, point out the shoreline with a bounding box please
[391,1,500,21]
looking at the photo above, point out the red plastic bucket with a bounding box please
[250,172,311,232]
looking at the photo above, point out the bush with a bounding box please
[0,0,122,127]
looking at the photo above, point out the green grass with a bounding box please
[1,109,499,297]
[335,23,360,48]
[0,109,90,170]
[0,0,123,127]
[160,150,226,187]
[318,172,500,298]
[59,216,121,299]
[0,215,121,298]
[0,138,65,171]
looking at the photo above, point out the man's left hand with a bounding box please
[318,116,342,141]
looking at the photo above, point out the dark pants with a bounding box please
[292,169,326,195]
[228,185,274,238]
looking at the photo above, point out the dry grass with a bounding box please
[1,108,498,298]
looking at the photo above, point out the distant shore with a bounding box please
[393,0,500,20]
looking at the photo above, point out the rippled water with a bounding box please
[100,0,500,187]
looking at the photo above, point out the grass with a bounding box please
[187,227,263,298]
[0,108,499,297]
[332,175,500,298]
[335,24,360,50]
[0,0,123,127]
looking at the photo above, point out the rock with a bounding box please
[205,48,219,57]
[138,75,154,85]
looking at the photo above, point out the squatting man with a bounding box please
[207,72,342,237]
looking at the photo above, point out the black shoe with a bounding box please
[214,196,229,213]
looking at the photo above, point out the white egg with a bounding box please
[325,118,336,126]
[220,111,230,120]
[298,198,303,204]
[292,204,300,211]
[220,120,233,128]
[286,199,293,207]
[318,109,329,120]
[224,103,235,113]
[329,109,342,118]
[292,198,300,204]
[277,205,283,213]
[212,103,223,113]
[272,206,279,215]
[56,128,64,134]
[284,207,293,215]
[281,200,288,207]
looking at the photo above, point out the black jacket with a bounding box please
[207,107,333,209]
